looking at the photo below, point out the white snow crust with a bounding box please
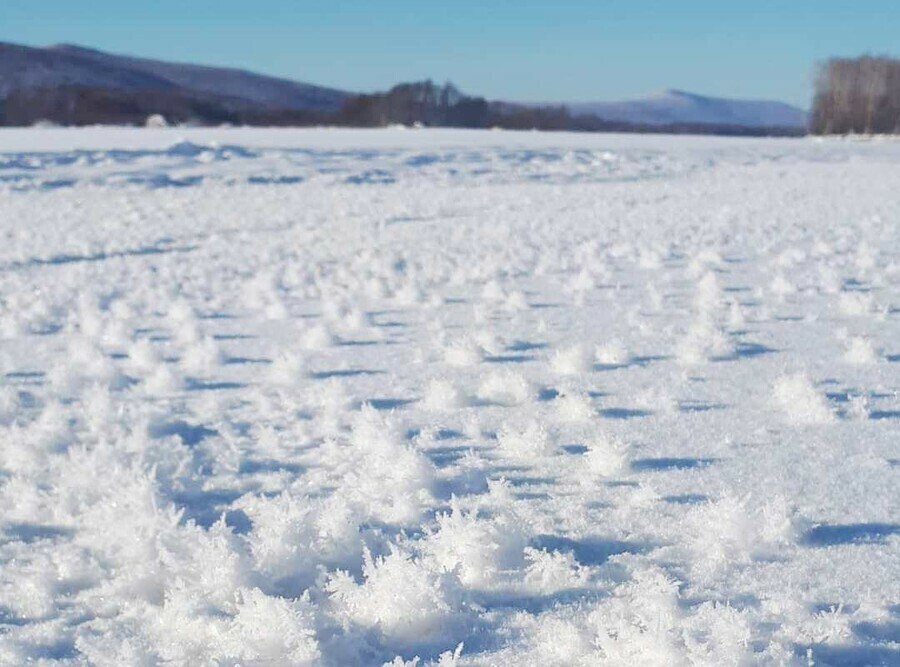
[0,127,898,666]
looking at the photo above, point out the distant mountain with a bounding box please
[0,42,805,134]
[565,89,807,128]
[0,42,348,113]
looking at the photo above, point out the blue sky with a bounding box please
[2,0,898,107]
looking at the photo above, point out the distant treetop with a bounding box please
[810,56,900,135]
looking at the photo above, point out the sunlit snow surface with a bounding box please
[1,127,899,666]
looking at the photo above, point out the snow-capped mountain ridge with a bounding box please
[565,89,807,128]
[0,42,349,112]
[0,42,805,129]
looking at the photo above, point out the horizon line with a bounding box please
[3,39,808,109]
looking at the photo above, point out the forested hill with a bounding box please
[0,42,804,135]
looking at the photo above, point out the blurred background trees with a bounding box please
[810,56,900,134]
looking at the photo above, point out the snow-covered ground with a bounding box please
[0,127,898,666]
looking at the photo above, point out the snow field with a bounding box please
[0,128,898,665]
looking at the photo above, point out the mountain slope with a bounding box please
[566,89,807,128]
[0,42,349,113]
[0,42,805,132]
[0,43,176,98]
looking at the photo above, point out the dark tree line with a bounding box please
[0,86,332,127]
[335,80,573,129]
[0,78,802,136]
[810,56,900,134]
[333,80,801,135]
[337,81,488,127]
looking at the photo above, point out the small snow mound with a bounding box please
[773,373,834,424]
[694,271,723,312]
[221,588,320,665]
[583,435,629,477]
[145,114,169,128]
[237,493,360,586]
[31,118,60,128]
[343,405,435,523]
[838,291,874,316]
[473,331,504,356]
[269,352,305,385]
[727,300,745,329]
[496,420,555,458]
[143,364,183,395]
[128,338,161,373]
[327,547,466,649]
[424,502,526,587]
[687,495,796,580]
[523,547,590,594]
[843,336,878,364]
[550,344,593,376]
[676,318,731,365]
[443,338,484,367]
[589,567,684,664]
[477,370,533,406]
[300,324,335,350]
[595,339,630,366]
[423,378,468,410]
[180,336,222,374]
[554,391,595,423]
[769,274,796,299]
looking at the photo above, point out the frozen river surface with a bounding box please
[0,127,898,666]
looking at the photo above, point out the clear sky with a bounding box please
[2,0,898,108]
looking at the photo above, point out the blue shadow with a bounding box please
[530,534,653,566]
[631,457,717,472]
[224,356,272,365]
[362,398,417,411]
[185,378,247,391]
[796,644,900,667]
[148,420,218,446]
[2,523,73,544]
[600,407,652,419]
[663,494,710,505]
[507,340,547,352]
[803,523,900,546]
[484,354,535,364]
[247,175,303,185]
[310,369,384,380]
[712,341,777,361]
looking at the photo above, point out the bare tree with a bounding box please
[811,55,900,134]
